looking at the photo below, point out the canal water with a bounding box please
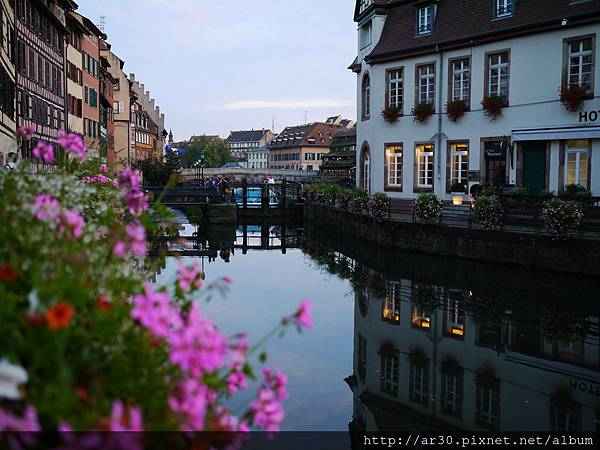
[151,212,600,432]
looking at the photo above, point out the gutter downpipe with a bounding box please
[436,45,444,190]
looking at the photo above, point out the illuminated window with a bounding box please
[382,282,401,322]
[444,289,466,339]
[450,142,469,187]
[416,143,434,189]
[565,140,589,188]
[386,145,403,188]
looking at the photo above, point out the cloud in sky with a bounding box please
[221,99,355,111]
[77,0,357,140]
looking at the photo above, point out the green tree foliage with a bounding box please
[180,138,235,168]
[135,154,181,187]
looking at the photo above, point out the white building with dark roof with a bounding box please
[226,129,274,159]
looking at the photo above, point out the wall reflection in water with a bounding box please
[303,227,600,433]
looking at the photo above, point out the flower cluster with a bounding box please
[82,174,118,187]
[415,193,444,224]
[32,141,55,164]
[367,193,391,223]
[58,130,86,161]
[250,368,288,432]
[31,195,85,240]
[17,125,36,139]
[540,199,583,240]
[474,196,504,230]
[305,184,388,222]
[0,405,40,432]
[118,167,148,216]
[114,220,147,257]
[177,262,204,292]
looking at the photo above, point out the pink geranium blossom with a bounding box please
[177,263,204,292]
[126,221,147,256]
[31,194,61,222]
[99,164,109,173]
[131,283,182,339]
[168,378,215,431]
[32,141,55,164]
[250,368,288,432]
[82,174,118,187]
[58,130,86,161]
[59,210,85,239]
[108,400,144,431]
[291,299,313,330]
[123,188,149,216]
[168,302,227,377]
[118,167,142,190]
[0,405,41,432]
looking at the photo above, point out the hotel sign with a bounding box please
[569,378,600,397]
[579,109,600,123]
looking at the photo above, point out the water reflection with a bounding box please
[302,226,600,432]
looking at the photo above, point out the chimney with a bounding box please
[130,73,135,81]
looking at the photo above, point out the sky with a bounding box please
[77,0,358,141]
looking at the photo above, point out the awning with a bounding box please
[512,125,600,142]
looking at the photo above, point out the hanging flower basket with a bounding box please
[445,101,468,122]
[560,85,587,113]
[412,284,439,316]
[407,347,429,367]
[440,355,463,376]
[540,198,583,240]
[481,95,505,120]
[411,102,435,124]
[381,106,400,124]
[415,193,443,224]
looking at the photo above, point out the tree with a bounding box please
[180,138,235,168]
[135,153,182,187]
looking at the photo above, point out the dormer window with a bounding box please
[494,0,514,18]
[360,21,372,49]
[359,0,374,14]
[417,5,434,35]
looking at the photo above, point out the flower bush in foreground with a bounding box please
[474,196,504,230]
[415,193,443,224]
[541,198,583,240]
[0,137,313,446]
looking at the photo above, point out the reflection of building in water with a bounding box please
[347,268,599,432]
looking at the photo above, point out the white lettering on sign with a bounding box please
[579,110,600,123]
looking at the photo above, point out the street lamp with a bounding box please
[199,150,205,180]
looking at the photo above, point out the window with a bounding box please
[450,58,470,103]
[416,63,435,105]
[551,401,581,431]
[409,362,429,404]
[385,144,403,189]
[494,0,514,18]
[565,140,589,188]
[387,68,403,111]
[443,290,466,339]
[476,382,500,428]
[357,334,367,381]
[362,73,371,120]
[417,5,434,35]
[487,51,510,100]
[360,21,372,49]
[382,282,401,322]
[441,372,463,416]
[380,353,398,396]
[565,37,594,95]
[449,142,469,189]
[359,0,373,14]
[415,143,434,189]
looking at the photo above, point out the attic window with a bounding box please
[359,0,374,14]
[494,0,514,18]
[417,5,434,35]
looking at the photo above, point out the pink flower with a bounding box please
[131,283,182,339]
[177,262,204,292]
[123,188,148,216]
[118,167,142,191]
[108,400,143,432]
[82,174,117,187]
[168,378,215,431]
[0,405,41,432]
[292,299,313,330]
[99,164,109,173]
[126,221,147,256]
[249,367,288,431]
[32,141,55,164]
[222,276,232,286]
[113,241,126,257]
[59,210,84,239]
[17,125,35,139]
[227,369,248,394]
[58,130,86,161]
[168,302,227,377]
[31,194,61,222]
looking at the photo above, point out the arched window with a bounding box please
[361,73,371,120]
[360,142,371,193]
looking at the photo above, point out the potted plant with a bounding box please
[415,193,444,224]
[450,182,467,205]
[474,195,504,230]
[411,102,435,124]
[481,95,506,120]
[540,198,584,240]
[445,100,468,122]
[381,105,400,124]
[560,84,587,113]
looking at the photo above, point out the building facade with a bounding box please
[132,104,159,161]
[99,45,115,164]
[320,127,357,179]
[352,0,600,198]
[129,73,166,157]
[247,145,269,169]
[227,129,274,160]
[268,122,343,171]
[0,0,16,165]
[15,0,67,159]
[65,10,84,137]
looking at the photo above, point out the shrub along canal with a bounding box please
[151,211,600,432]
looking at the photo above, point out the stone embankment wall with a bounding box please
[304,204,600,276]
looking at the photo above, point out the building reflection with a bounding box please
[302,234,600,433]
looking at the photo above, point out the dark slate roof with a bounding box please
[227,130,270,143]
[268,122,343,149]
[367,0,600,63]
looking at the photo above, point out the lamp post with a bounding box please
[199,150,205,181]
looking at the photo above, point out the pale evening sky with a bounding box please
[77,0,358,141]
